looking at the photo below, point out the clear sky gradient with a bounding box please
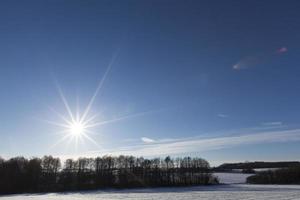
[1,0,300,165]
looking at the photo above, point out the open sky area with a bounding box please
[1,0,300,166]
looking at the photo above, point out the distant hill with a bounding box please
[214,161,300,171]
[247,167,300,184]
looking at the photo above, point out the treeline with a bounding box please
[247,167,300,184]
[0,155,217,194]
[215,161,300,171]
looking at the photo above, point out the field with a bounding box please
[1,184,300,200]
[1,173,300,200]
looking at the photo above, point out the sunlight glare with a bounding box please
[47,50,155,150]
[70,121,85,136]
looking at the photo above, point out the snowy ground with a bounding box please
[214,172,253,184]
[1,173,300,200]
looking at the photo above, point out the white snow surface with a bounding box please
[214,172,253,184]
[1,184,300,200]
[1,174,300,200]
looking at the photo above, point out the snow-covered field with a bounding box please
[214,172,253,184]
[1,173,300,200]
[1,185,300,200]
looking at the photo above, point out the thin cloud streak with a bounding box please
[217,114,228,118]
[141,137,155,143]
[262,121,283,126]
[85,128,300,157]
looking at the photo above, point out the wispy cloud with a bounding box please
[262,121,283,126]
[217,114,228,118]
[78,127,300,158]
[141,137,155,143]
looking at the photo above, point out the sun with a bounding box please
[46,51,152,149]
[69,121,85,136]
[46,82,152,150]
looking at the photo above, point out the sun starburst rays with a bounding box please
[47,110,100,151]
[45,92,158,151]
[46,51,120,151]
[44,49,159,152]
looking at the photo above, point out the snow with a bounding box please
[1,174,300,200]
[253,168,280,172]
[1,184,300,200]
[214,172,253,184]
[227,168,280,173]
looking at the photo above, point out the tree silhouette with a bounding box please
[0,155,217,195]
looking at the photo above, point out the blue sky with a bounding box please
[1,0,300,165]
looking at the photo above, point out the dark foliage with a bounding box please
[247,167,300,184]
[0,155,217,194]
[214,161,300,171]
[241,168,255,174]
